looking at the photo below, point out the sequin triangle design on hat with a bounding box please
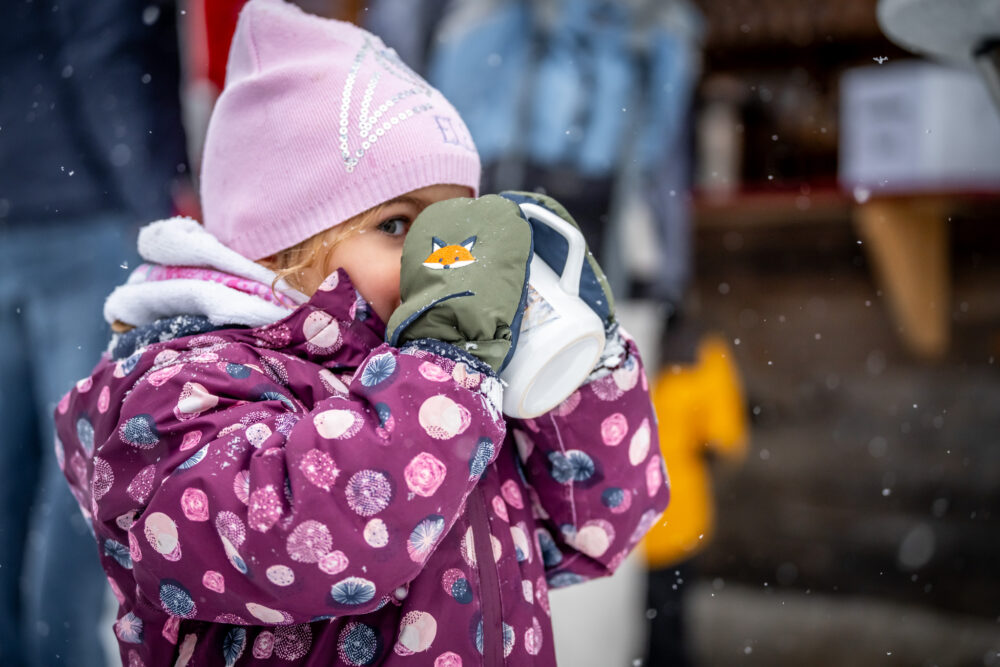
[338,38,437,173]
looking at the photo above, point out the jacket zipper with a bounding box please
[468,484,504,667]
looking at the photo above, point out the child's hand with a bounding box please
[386,195,532,372]
[499,190,616,329]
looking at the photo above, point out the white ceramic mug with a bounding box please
[500,203,606,418]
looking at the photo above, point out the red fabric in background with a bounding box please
[172,0,248,219]
[204,0,249,89]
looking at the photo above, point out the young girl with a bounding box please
[53,1,668,665]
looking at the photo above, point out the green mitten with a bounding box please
[386,195,533,373]
[499,190,616,329]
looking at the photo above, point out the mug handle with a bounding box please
[517,203,586,298]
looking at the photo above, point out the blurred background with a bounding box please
[3,0,999,665]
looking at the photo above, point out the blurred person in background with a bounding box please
[642,329,748,666]
[368,0,703,312]
[0,1,188,663]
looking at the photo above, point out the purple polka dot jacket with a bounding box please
[54,268,668,666]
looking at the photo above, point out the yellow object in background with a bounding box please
[643,334,749,569]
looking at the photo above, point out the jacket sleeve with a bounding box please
[107,341,505,624]
[510,329,669,588]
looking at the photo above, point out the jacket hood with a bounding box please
[105,266,388,371]
[104,217,310,330]
[103,217,390,365]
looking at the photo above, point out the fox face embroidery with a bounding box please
[422,236,477,270]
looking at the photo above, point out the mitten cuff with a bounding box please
[587,322,628,380]
[401,339,498,378]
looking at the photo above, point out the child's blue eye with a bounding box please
[377,217,408,237]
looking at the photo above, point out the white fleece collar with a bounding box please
[104,217,310,328]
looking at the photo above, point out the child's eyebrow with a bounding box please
[383,195,424,208]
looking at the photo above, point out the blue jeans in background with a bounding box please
[0,215,136,666]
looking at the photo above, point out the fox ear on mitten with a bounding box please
[386,195,533,373]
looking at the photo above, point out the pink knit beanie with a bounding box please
[200,0,481,260]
